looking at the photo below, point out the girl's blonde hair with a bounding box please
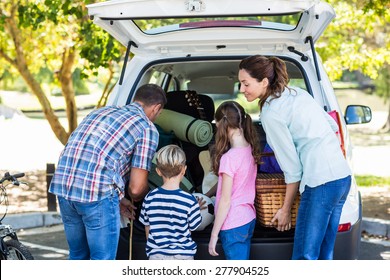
[211,101,261,173]
[155,144,186,179]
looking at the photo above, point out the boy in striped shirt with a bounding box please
[139,145,202,260]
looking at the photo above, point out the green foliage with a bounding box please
[0,13,6,32]
[0,0,124,106]
[72,68,90,95]
[363,0,390,16]
[79,21,123,71]
[320,0,390,81]
[355,175,390,187]
[17,0,82,28]
[0,69,29,92]
[12,0,123,79]
[374,64,390,99]
[36,67,54,84]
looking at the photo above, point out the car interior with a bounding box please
[114,54,363,260]
[116,56,311,259]
[140,57,307,186]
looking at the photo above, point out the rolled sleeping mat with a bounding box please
[154,109,213,147]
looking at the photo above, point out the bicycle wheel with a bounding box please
[4,239,34,260]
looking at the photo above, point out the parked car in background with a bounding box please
[86,0,372,260]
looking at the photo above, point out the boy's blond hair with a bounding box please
[155,144,186,179]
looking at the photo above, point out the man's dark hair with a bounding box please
[134,84,167,107]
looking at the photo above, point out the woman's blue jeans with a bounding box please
[58,191,120,260]
[292,175,351,260]
[219,219,256,260]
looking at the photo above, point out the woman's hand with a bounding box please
[270,208,292,231]
[119,197,137,220]
[270,182,298,231]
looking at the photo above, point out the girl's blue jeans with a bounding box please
[58,191,120,260]
[220,219,256,260]
[292,175,351,260]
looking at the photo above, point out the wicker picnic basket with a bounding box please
[255,173,300,228]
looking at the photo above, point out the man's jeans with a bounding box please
[58,191,120,260]
[220,219,256,260]
[292,175,351,260]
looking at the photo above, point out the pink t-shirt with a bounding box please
[215,145,257,230]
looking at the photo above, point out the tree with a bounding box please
[319,0,390,131]
[0,0,123,145]
[374,64,390,131]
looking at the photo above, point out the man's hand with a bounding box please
[120,197,136,220]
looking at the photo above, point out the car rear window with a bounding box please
[133,14,302,35]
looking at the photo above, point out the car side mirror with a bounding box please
[344,105,372,125]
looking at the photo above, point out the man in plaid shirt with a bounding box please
[49,84,167,260]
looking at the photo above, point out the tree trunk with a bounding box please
[379,64,390,133]
[59,48,78,133]
[97,62,115,108]
[381,98,390,133]
[3,7,70,145]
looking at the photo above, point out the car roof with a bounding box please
[87,0,335,55]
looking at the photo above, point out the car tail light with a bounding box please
[328,110,346,157]
[338,223,351,232]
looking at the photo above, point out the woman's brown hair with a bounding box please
[211,101,261,174]
[239,55,289,109]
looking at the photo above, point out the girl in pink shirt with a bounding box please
[208,101,261,259]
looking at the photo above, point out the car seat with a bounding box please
[164,90,215,190]
[165,90,214,122]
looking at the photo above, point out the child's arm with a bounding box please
[145,225,150,239]
[189,199,202,231]
[208,173,233,257]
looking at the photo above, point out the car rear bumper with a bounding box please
[117,191,362,260]
[116,217,362,260]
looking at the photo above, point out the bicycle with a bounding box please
[0,171,34,260]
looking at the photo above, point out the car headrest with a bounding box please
[165,90,215,123]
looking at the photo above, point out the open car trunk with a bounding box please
[113,56,301,257]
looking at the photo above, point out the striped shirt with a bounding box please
[49,102,159,202]
[139,187,202,257]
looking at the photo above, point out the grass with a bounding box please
[355,175,390,187]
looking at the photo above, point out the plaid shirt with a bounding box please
[49,102,159,202]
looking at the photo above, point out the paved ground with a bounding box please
[13,223,390,260]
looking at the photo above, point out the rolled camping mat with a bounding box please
[154,109,213,147]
